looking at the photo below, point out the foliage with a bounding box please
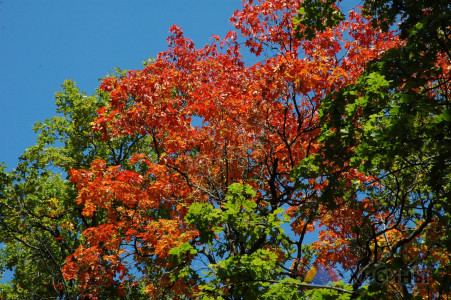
[0,79,152,298]
[295,0,450,298]
[293,0,344,40]
[2,0,448,299]
[58,0,404,298]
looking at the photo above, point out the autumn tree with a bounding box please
[58,0,414,298]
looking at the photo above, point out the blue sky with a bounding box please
[0,0,242,170]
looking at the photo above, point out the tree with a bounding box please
[294,0,450,298]
[0,77,153,298]
[58,0,407,298]
[3,0,447,298]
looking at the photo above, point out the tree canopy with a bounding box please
[295,0,450,297]
[1,0,449,299]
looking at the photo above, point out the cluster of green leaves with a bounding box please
[170,183,291,299]
[0,78,152,298]
[169,183,353,299]
[293,0,344,40]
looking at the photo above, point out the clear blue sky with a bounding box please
[0,0,242,170]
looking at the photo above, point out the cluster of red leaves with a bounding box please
[62,0,403,297]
